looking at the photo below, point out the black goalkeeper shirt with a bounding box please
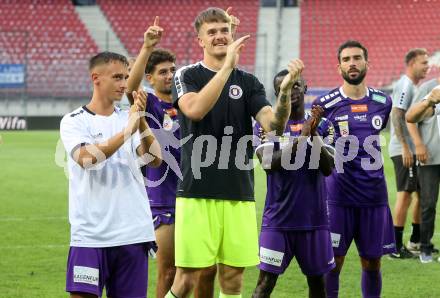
[172,62,270,201]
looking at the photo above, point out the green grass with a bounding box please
[0,131,439,297]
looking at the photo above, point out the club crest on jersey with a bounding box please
[338,121,349,137]
[229,85,243,99]
[371,115,383,129]
[163,114,174,131]
[351,104,368,113]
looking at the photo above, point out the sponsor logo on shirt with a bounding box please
[338,121,349,137]
[354,114,368,122]
[324,96,342,108]
[260,247,284,267]
[330,233,341,248]
[290,124,303,132]
[351,104,368,113]
[371,115,383,129]
[229,85,243,99]
[335,115,348,121]
[372,93,387,104]
[73,266,99,286]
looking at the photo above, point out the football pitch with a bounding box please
[0,131,439,298]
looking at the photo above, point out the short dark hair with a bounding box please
[89,51,128,71]
[194,7,230,33]
[337,40,368,62]
[145,49,176,74]
[405,48,428,65]
[273,69,306,96]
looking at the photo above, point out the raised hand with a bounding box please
[225,7,240,36]
[126,90,147,135]
[224,34,250,69]
[279,59,304,94]
[144,16,163,49]
[134,90,147,112]
[309,105,324,135]
[301,105,323,137]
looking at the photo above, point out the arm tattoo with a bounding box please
[391,108,408,146]
[270,92,291,135]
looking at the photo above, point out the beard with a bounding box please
[342,68,367,85]
[161,87,172,95]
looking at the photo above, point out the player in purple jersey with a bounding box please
[252,70,336,298]
[126,17,217,298]
[313,40,395,298]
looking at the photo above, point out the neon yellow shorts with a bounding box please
[175,197,259,268]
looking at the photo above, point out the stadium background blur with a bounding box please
[1,0,440,297]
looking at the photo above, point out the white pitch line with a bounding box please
[0,216,67,222]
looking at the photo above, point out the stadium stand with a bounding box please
[0,0,98,97]
[97,0,259,71]
[300,0,440,88]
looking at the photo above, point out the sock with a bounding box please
[410,223,420,243]
[165,290,178,298]
[325,270,340,298]
[361,270,381,298]
[394,226,404,250]
[219,293,241,298]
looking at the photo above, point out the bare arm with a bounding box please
[255,59,304,135]
[406,87,440,123]
[137,117,162,167]
[391,107,413,167]
[126,47,154,104]
[177,35,250,121]
[73,107,140,168]
[391,108,409,147]
[407,122,429,164]
[132,90,162,167]
[178,67,234,121]
[406,100,435,123]
[126,16,163,104]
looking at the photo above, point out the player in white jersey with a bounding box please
[60,51,162,298]
[388,48,429,258]
[406,84,440,263]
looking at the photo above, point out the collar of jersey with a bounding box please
[200,61,219,73]
[82,105,119,116]
[338,86,369,100]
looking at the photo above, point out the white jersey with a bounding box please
[389,75,416,157]
[60,105,155,247]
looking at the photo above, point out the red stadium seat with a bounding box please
[0,0,98,97]
[300,0,440,88]
[97,0,258,72]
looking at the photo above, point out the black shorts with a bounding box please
[391,155,419,193]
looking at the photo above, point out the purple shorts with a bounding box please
[65,242,155,297]
[151,206,175,230]
[328,204,396,258]
[258,229,335,276]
